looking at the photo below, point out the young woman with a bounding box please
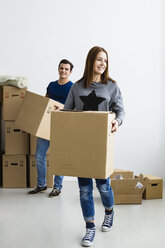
[64,46,125,247]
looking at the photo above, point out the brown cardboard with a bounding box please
[15,91,64,140]
[110,169,134,179]
[2,154,27,188]
[111,175,145,204]
[28,155,53,188]
[0,86,27,120]
[0,120,3,152]
[30,134,50,155]
[3,121,29,154]
[50,111,115,179]
[143,175,163,199]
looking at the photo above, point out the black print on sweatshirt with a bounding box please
[79,90,105,110]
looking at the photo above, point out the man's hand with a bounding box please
[54,105,60,111]
[111,119,119,133]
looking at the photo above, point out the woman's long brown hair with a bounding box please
[78,46,115,88]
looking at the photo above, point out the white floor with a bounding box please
[0,181,165,248]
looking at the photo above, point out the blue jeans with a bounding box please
[78,177,114,222]
[35,137,64,190]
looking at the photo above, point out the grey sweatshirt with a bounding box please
[64,79,125,125]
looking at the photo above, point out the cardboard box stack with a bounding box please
[0,86,28,188]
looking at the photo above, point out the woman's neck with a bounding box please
[92,74,101,82]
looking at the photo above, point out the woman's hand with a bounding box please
[111,119,119,132]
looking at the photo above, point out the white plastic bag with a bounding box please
[0,75,29,88]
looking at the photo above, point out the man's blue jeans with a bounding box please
[78,177,114,222]
[35,137,64,190]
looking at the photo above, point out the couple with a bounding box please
[29,46,125,247]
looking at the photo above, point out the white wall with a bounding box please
[0,0,164,179]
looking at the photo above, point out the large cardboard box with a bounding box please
[30,134,50,155]
[50,111,115,179]
[2,154,27,188]
[28,155,53,188]
[0,86,27,120]
[2,121,29,154]
[110,169,134,179]
[111,175,145,204]
[15,91,63,140]
[143,175,163,199]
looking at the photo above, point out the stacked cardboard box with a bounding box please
[0,86,28,188]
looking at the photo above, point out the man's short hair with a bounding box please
[59,59,74,71]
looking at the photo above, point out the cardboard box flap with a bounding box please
[110,169,134,179]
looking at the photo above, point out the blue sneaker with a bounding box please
[101,210,114,232]
[81,227,95,247]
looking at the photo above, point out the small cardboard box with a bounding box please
[0,86,27,120]
[111,175,145,204]
[50,111,115,179]
[15,91,63,140]
[110,169,134,179]
[143,175,163,199]
[30,134,50,155]
[2,154,27,188]
[28,155,53,188]
[3,121,29,154]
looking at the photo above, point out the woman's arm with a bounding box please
[110,84,125,126]
[64,86,75,110]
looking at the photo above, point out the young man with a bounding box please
[29,59,74,197]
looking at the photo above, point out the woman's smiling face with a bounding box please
[93,51,107,76]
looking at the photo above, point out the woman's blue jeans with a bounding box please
[35,137,64,190]
[78,177,114,222]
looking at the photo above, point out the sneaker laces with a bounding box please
[34,186,40,190]
[52,188,59,193]
[83,228,95,241]
[102,214,113,227]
